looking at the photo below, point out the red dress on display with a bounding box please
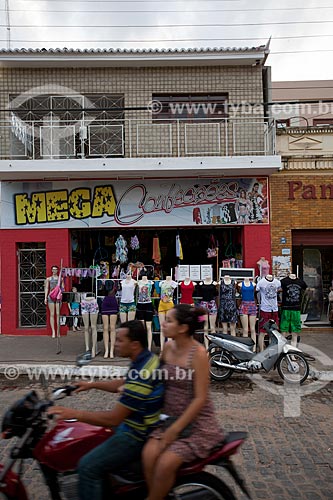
[180,281,195,304]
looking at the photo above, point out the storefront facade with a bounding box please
[272,126,333,324]
[0,45,280,335]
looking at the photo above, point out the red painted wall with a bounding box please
[0,229,70,335]
[242,225,271,275]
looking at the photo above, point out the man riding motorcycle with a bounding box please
[48,320,164,500]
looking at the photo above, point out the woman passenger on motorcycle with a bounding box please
[142,304,224,500]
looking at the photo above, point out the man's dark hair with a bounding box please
[120,320,148,348]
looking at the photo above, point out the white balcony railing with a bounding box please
[0,117,276,160]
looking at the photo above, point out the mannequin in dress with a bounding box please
[81,292,99,357]
[119,274,137,323]
[158,276,177,349]
[257,257,270,278]
[44,265,64,338]
[238,277,257,349]
[280,273,307,347]
[101,289,119,358]
[69,286,81,331]
[179,277,196,305]
[197,277,218,348]
[218,275,238,336]
[136,274,154,350]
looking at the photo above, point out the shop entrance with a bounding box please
[70,226,243,283]
[292,243,333,324]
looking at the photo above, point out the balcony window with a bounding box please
[152,94,228,121]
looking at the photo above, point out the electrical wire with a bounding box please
[2,7,333,13]
[2,21,333,28]
[1,34,333,43]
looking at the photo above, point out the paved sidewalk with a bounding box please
[0,329,332,381]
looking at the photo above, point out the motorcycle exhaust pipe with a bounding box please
[213,360,248,371]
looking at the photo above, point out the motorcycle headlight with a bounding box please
[1,391,39,438]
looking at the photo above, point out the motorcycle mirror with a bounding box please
[76,351,92,367]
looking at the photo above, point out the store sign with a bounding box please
[1,177,269,229]
[288,181,333,200]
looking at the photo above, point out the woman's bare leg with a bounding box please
[147,450,184,500]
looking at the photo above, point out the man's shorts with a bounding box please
[280,309,301,334]
[119,302,137,314]
[136,302,154,322]
[259,310,279,333]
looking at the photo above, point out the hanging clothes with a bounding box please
[115,235,128,264]
[176,234,183,260]
[152,235,161,264]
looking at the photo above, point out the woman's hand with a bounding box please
[48,406,79,420]
[160,425,179,450]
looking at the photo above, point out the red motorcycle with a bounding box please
[0,385,251,499]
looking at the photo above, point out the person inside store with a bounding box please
[218,275,238,336]
[119,273,137,323]
[142,304,223,500]
[256,274,281,352]
[101,288,119,358]
[280,273,307,347]
[238,277,257,349]
[48,320,164,500]
[196,277,218,348]
[81,292,99,357]
[136,273,154,350]
[44,265,64,338]
[157,276,178,350]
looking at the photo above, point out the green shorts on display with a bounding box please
[280,309,302,334]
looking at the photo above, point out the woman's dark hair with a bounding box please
[51,265,59,271]
[120,320,148,348]
[172,304,206,336]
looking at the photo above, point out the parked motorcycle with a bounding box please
[0,384,251,499]
[207,320,309,384]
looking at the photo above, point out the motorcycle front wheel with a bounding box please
[170,471,236,499]
[209,352,233,382]
[277,353,309,384]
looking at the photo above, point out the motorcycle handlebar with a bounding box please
[51,385,78,400]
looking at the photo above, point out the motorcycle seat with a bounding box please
[212,333,255,347]
[110,431,248,485]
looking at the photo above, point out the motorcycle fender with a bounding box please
[283,344,303,354]
[0,464,28,500]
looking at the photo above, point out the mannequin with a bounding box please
[44,265,64,338]
[69,286,81,331]
[158,276,178,349]
[197,277,218,348]
[257,257,270,278]
[238,278,257,349]
[136,274,154,350]
[179,277,196,305]
[256,274,281,352]
[119,274,137,323]
[280,273,307,347]
[81,293,99,357]
[218,275,238,336]
[101,289,119,358]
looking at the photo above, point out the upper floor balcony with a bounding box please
[1,116,276,160]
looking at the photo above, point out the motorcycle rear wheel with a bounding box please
[277,353,309,384]
[171,471,236,499]
[209,352,233,381]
